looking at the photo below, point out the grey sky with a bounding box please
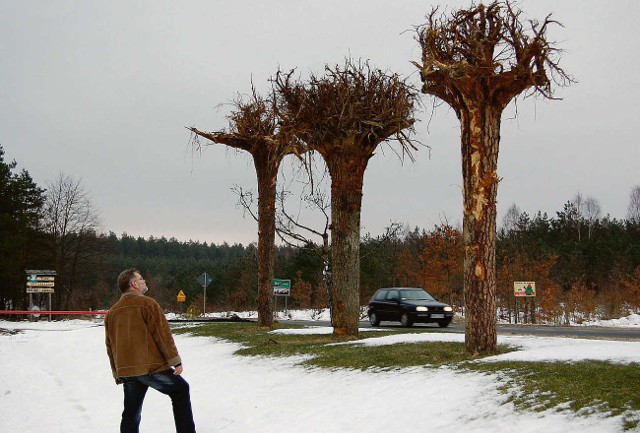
[1,1,638,245]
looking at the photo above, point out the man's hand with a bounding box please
[115,377,123,385]
[173,364,183,375]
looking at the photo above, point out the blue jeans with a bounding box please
[121,370,196,433]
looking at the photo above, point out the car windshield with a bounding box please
[400,290,435,301]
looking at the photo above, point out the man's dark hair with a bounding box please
[117,268,140,293]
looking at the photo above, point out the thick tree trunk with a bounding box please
[327,155,367,337]
[460,105,501,355]
[255,159,278,328]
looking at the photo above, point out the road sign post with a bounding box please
[273,279,292,314]
[176,290,186,314]
[514,281,536,324]
[196,273,212,316]
[26,270,57,322]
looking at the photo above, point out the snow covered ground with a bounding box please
[1,313,639,433]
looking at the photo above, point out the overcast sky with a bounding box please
[1,1,638,245]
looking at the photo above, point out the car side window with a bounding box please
[387,290,399,301]
[374,290,387,301]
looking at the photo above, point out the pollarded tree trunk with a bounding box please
[327,154,368,337]
[414,3,573,355]
[460,105,500,354]
[255,157,278,328]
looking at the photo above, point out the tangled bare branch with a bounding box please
[272,58,419,162]
[187,87,305,164]
[413,1,575,110]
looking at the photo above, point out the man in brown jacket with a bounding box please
[105,268,196,433]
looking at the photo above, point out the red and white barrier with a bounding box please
[0,310,107,315]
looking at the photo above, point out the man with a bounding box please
[105,268,196,433]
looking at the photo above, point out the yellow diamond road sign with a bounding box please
[177,290,186,302]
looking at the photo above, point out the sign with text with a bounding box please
[26,270,56,293]
[514,281,536,297]
[273,279,291,296]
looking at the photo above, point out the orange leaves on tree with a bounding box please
[621,266,640,313]
[419,224,464,304]
[292,271,313,309]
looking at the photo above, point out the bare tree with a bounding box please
[414,2,573,354]
[275,180,335,315]
[583,196,601,240]
[231,162,335,319]
[501,203,522,234]
[42,173,101,309]
[188,88,303,328]
[627,185,640,224]
[571,193,585,242]
[569,193,601,240]
[274,58,419,337]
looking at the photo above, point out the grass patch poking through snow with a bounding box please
[464,361,640,431]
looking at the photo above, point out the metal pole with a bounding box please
[203,274,207,316]
[274,295,278,318]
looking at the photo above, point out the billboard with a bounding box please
[514,281,536,297]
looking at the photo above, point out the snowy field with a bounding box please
[1,313,639,433]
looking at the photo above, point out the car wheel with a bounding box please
[400,313,413,327]
[369,312,380,326]
[437,319,451,328]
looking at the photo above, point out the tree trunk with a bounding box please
[327,155,367,337]
[320,233,333,325]
[255,158,278,328]
[460,105,501,355]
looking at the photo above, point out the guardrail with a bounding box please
[0,310,107,315]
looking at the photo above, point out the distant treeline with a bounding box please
[12,208,640,324]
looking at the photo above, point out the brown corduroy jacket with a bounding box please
[105,291,181,380]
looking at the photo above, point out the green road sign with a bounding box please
[273,279,291,296]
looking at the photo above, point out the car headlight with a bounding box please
[416,306,429,312]
[444,306,453,312]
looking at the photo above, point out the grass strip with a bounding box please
[174,322,508,368]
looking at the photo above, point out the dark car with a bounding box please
[367,287,454,328]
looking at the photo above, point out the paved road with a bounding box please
[494,323,640,341]
[285,320,640,341]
